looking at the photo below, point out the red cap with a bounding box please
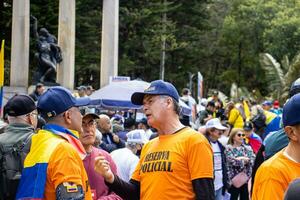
[273,100,279,109]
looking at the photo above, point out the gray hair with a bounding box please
[8,114,28,124]
[160,95,181,115]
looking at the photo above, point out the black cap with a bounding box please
[243,121,253,131]
[81,107,99,119]
[5,94,36,116]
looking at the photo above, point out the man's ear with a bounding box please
[166,97,173,107]
[27,114,34,126]
[63,110,72,125]
[284,126,297,141]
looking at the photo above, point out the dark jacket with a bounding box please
[0,123,34,146]
[100,132,125,153]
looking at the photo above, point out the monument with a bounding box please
[7,0,119,99]
[31,16,62,84]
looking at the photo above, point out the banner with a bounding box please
[197,72,203,101]
[0,40,5,115]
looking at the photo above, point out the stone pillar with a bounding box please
[57,0,76,89]
[100,0,119,87]
[10,0,30,87]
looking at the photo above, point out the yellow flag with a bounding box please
[0,40,4,86]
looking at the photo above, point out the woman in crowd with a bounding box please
[225,128,255,200]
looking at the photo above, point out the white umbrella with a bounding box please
[90,80,191,115]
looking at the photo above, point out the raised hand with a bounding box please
[94,156,115,183]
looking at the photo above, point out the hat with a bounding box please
[36,83,44,88]
[77,85,87,91]
[283,93,300,127]
[207,101,216,107]
[289,78,300,98]
[86,85,94,91]
[5,94,36,116]
[262,100,272,106]
[131,80,179,105]
[37,86,90,118]
[81,107,99,119]
[243,121,253,131]
[212,90,218,95]
[126,129,149,144]
[273,100,280,109]
[206,118,227,130]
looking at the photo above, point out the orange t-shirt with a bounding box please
[252,149,300,200]
[44,142,92,200]
[131,127,213,200]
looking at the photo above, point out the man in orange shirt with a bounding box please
[252,93,300,200]
[16,87,92,200]
[94,80,214,200]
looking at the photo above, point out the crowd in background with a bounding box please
[1,78,300,200]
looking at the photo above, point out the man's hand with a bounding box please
[94,156,115,183]
[112,134,120,143]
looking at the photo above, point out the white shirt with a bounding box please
[218,135,229,147]
[110,148,139,182]
[211,142,223,190]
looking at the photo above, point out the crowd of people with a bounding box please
[0,78,300,200]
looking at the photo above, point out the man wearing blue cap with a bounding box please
[252,93,300,200]
[95,80,214,200]
[16,86,92,200]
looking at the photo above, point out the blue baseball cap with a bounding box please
[37,86,91,118]
[262,100,272,106]
[283,93,300,127]
[131,80,179,105]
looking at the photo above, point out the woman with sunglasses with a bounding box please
[225,128,256,200]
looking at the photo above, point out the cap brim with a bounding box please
[214,125,228,130]
[83,112,99,119]
[131,92,147,105]
[243,128,252,131]
[75,97,91,107]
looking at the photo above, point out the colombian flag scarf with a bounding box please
[16,124,86,199]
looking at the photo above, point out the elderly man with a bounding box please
[16,86,92,200]
[94,80,214,200]
[98,114,125,152]
[0,94,37,199]
[80,109,121,200]
[252,93,300,200]
[111,129,149,182]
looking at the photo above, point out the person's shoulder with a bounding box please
[52,141,79,158]
[180,127,209,143]
[225,144,233,150]
[259,150,287,172]
[93,146,111,158]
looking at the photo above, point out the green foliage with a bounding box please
[1,0,300,100]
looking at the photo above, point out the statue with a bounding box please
[31,16,62,83]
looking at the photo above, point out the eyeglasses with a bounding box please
[82,120,96,128]
[237,133,245,137]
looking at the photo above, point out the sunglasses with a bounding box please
[237,133,245,137]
